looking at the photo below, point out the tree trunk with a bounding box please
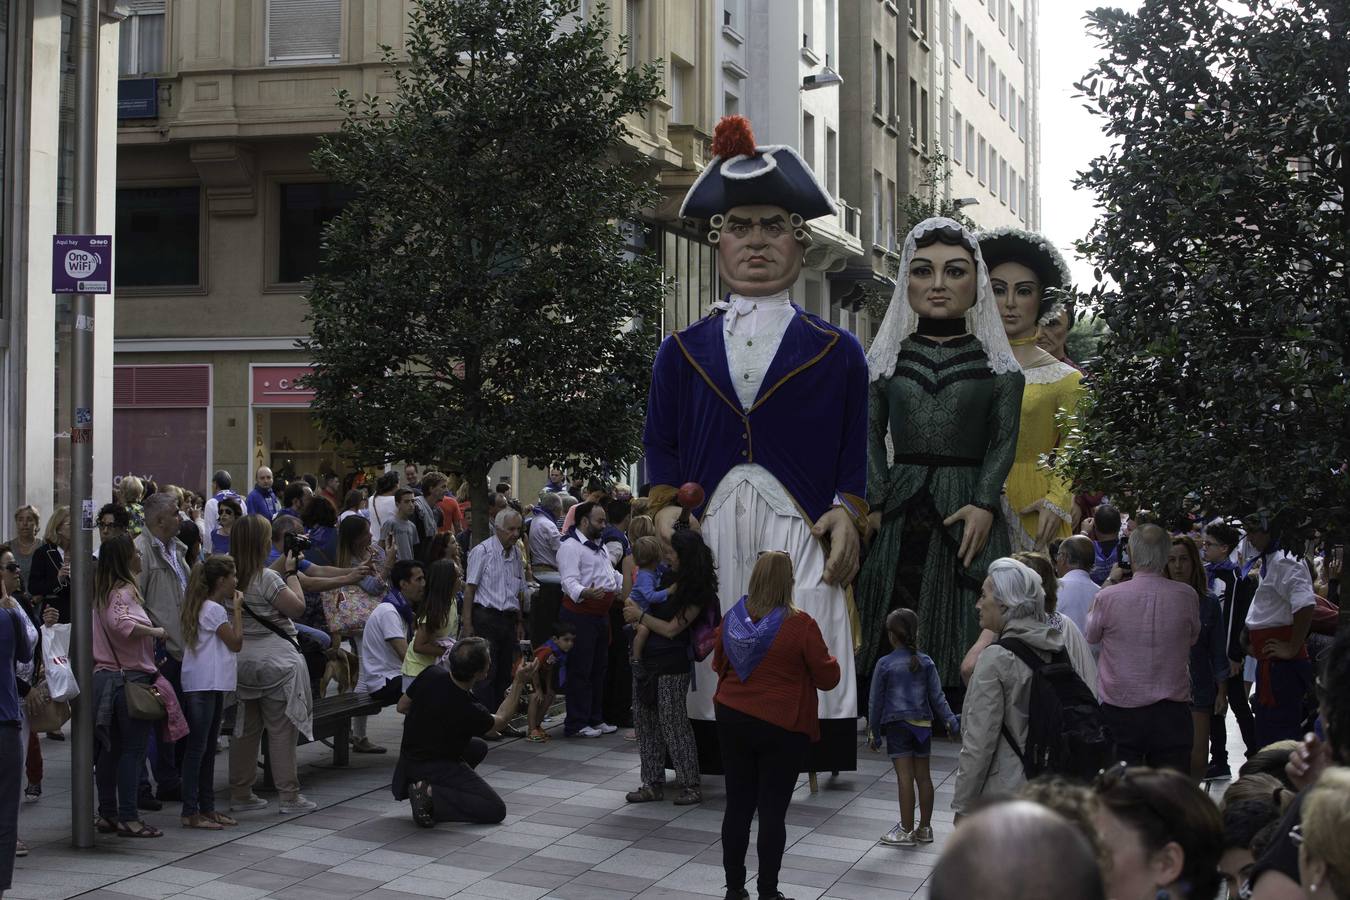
[467,466,493,548]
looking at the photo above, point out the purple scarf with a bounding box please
[544,639,568,687]
[382,588,414,631]
[721,596,785,682]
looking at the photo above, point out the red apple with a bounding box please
[676,482,705,509]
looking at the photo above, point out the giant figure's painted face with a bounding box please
[905,241,978,320]
[718,204,804,297]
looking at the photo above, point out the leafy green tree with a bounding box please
[1061,0,1349,540]
[302,0,664,541]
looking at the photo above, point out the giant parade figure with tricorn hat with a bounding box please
[641,115,869,773]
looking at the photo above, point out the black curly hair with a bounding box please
[669,529,718,617]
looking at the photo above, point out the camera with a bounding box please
[283,531,311,557]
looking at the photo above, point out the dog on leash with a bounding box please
[319,646,359,697]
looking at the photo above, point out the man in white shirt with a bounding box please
[556,501,622,738]
[1241,520,1316,747]
[1055,536,1099,637]
[355,559,426,753]
[462,510,526,713]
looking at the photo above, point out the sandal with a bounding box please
[117,821,163,839]
[204,812,237,827]
[95,816,119,834]
[181,814,223,830]
[527,728,550,743]
[625,785,664,803]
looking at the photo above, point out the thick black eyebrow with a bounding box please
[727,215,753,225]
[759,215,786,225]
[912,256,969,267]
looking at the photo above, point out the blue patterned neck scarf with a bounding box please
[383,588,414,631]
[544,640,568,687]
[721,596,786,682]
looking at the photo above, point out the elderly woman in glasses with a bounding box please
[951,557,1062,816]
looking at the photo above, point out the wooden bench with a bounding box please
[260,691,386,790]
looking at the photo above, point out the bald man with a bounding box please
[932,801,1104,900]
[1056,534,1100,635]
[246,466,279,520]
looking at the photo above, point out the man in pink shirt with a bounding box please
[1086,524,1200,774]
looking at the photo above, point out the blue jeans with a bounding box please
[180,691,224,817]
[96,686,154,823]
[294,623,331,649]
[560,609,607,734]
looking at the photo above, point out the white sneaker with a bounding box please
[880,823,917,846]
[574,726,602,738]
[230,795,269,811]
[595,723,618,735]
[279,795,317,814]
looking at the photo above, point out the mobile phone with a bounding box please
[519,640,532,656]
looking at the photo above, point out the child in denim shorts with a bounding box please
[868,608,959,847]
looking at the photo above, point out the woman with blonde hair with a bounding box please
[119,476,145,535]
[712,551,840,900]
[28,507,72,624]
[6,505,41,588]
[226,515,314,814]
[178,557,243,829]
[1299,766,1350,898]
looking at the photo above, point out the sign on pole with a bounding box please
[52,235,111,294]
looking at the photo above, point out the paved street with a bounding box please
[13,712,1241,900]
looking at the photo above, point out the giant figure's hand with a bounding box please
[865,512,882,547]
[943,505,994,569]
[812,507,860,586]
[1018,502,1062,550]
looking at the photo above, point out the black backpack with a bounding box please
[997,637,1115,782]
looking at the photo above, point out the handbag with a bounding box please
[23,680,71,733]
[322,587,382,637]
[95,604,167,722]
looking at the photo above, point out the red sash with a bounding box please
[1249,625,1308,707]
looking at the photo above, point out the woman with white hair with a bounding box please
[952,557,1063,817]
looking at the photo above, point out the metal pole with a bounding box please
[69,0,99,850]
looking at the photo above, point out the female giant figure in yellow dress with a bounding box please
[978,229,1083,552]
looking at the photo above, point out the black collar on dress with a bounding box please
[915,316,970,338]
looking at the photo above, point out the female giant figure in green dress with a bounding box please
[857,218,1025,691]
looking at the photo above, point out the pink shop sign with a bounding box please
[251,366,316,406]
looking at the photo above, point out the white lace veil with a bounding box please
[865,216,1019,382]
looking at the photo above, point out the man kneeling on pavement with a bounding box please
[392,637,536,826]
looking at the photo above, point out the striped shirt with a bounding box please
[466,536,525,612]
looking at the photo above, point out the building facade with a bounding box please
[2,0,121,522]
[113,0,722,496]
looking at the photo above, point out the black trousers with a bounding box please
[1101,700,1192,775]
[428,738,506,824]
[0,723,19,890]
[717,710,809,898]
[1210,671,1256,766]
[470,605,518,712]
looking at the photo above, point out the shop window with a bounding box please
[277,182,356,284]
[114,365,211,492]
[115,186,202,287]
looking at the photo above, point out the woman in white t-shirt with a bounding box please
[178,555,243,829]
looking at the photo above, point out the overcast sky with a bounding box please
[1038,1,1140,288]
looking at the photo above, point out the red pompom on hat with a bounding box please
[710,115,757,160]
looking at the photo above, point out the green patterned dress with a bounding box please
[856,334,1025,688]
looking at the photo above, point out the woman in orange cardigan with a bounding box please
[713,551,841,900]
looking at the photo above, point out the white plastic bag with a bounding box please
[41,624,79,703]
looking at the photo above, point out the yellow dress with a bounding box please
[1006,357,1083,550]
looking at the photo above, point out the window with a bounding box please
[723,0,737,28]
[988,0,995,20]
[267,0,340,65]
[1009,86,1017,131]
[802,112,816,172]
[1019,176,1027,222]
[977,43,985,93]
[988,58,996,107]
[669,59,691,124]
[825,0,836,65]
[886,179,897,250]
[802,0,812,49]
[625,0,641,66]
[999,73,1007,118]
[998,0,1006,32]
[965,123,975,174]
[724,90,739,117]
[278,182,356,283]
[873,172,884,245]
[953,110,964,164]
[977,136,987,184]
[1008,4,1017,47]
[999,158,1008,204]
[888,54,897,119]
[115,186,200,287]
[826,127,838,195]
[1010,166,1019,214]
[908,77,918,145]
[989,150,998,196]
[119,1,165,76]
[920,87,930,152]
[951,11,962,63]
[964,28,974,79]
[1018,97,1026,139]
[920,0,929,37]
[873,42,883,114]
[909,0,917,31]
[1017,16,1026,59]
